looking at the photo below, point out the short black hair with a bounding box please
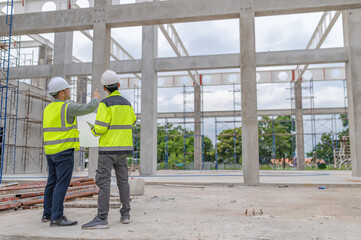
[105,83,119,93]
[52,89,65,99]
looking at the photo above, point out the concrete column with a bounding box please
[52,0,73,80]
[194,84,202,170]
[240,5,259,185]
[37,44,51,89]
[76,76,87,103]
[91,0,111,98]
[343,10,361,176]
[294,81,305,170]
[140,25,158,175]
[52,32,73,79]
[88,0,111,178]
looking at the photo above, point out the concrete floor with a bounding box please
[0,170,361,239]
[3,170,361,187]
[0,184,361,240]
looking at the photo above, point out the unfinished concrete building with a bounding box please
[0,0,361,185]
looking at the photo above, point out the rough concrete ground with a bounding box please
[0,185,360,240]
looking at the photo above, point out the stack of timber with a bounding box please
[0,178,98,211]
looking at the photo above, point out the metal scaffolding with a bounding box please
[182,84,194,165]
[0,0,14,183]
[17,89,47,173]
[288,75,349,168]
[214,83,241,170]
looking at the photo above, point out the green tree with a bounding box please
[258,116,295,164]
[306,132,334,164]
[340,113,349,128]
[306,114,350,165]
[214,127,242,164]
[157,123,214,169]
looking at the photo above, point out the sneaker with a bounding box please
[41,215,51,222]
[50,215,78,227]
[120,216,130,224]
[82,216,109,230]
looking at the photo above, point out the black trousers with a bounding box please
[43,149,74,220]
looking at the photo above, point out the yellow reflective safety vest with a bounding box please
[43,101,80,155]
[92,91,136,154]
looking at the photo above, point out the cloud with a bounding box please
[173,19,240,56]
[321,17,344,48]
[257,83,290,109]
[112,27,142,59]
[255,12,323,51]
[312,81,345,108]
[73,31,93,62]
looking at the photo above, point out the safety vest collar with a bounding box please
[107,90,121,98]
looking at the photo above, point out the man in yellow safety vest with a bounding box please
[42,76,100,227]
[82,70,136,229]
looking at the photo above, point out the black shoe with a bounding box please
[41,215,51,222]
[50,215,78,227]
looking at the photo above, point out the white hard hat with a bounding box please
[48,77,70,95]
[101,70,120,86]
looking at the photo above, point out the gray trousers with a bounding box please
[96,154,130,219]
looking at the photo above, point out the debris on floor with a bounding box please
[244,208,264,216]
[0,177,98,211]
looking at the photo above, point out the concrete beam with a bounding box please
[3,48,348,80]
[0,8,93,36]
[254,0,361,16]
[18,40,42,48]
[2,0,361,37]
[65,62,93,76]
[65,60,142,76]
[156,48,348,71]
[28,34,54,48]
[140,108,348,119]
[256,48,348,67]
[4,65,53,80]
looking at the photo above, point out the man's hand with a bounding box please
[93,89,101,99]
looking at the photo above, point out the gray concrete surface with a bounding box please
[3,170,361,187]
[140,24,158,176]
[294,81,305,170]
[2,0,361,36]
[240,6,259,186]
[344,9,361,177]
[0,183,361,240]
[194,84,202,171]
[1,49,349,80]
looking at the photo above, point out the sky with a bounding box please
[2,0,349,153]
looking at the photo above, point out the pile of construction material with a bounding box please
[0,178,98,211]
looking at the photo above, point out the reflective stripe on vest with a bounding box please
[98,146,133,152]
[43,102,79,155]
